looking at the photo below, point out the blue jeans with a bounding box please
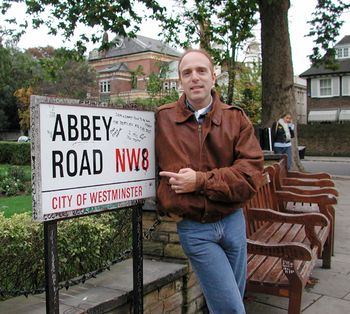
[177,209,247,314]
[274,145,292,170]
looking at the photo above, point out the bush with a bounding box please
[0,165,29,196]
[0,142,31,165]
[0,209,132,297]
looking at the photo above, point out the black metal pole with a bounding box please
[132,204,143,314]
[44,220,59,314]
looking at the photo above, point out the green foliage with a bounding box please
[158,0,258,105]
[0,47,39,130]
[0,142,31,165]
[0,164,30,196]
[0,209,132,296]
[147,73,162,98]
[306,0,350,67]
[233,62,262,124]
[0,1,165,53]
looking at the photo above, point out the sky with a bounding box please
[3,0,350,76]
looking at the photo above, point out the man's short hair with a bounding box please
[178,48,214,77]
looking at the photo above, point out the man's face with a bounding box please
[179,52,216,109]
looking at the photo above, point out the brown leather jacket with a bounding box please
[155,92,263,223]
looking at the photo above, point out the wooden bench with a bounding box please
[244,171,336,314]
[277,154,335,188]
[271,157,338,255]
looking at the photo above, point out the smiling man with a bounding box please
[155,49,263,313]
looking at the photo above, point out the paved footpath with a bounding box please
[244,177,350,314]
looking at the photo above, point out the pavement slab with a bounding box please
[302,295,350,314]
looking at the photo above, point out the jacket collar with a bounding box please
[175,91,224,126]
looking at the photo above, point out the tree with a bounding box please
[158,0,258,105]
[32,48,97,99]
[0,46,39,131]
[146,72,162,104]
[258,0,300,168]
[307,0,350,68]
[0,0,165,53]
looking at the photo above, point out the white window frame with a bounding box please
[319,78,332,96]
[163,81,169,91]
[170,81,177,90]
[310,77,340,98]
[342,76,350,96]
[336,47,350,59]
[99,80,111,93]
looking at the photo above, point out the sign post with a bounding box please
[44,220,59,314]
[30,96,156,313]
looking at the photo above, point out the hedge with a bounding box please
[0,142,31,165]
[298,123,350,157]
[0,209,132,298]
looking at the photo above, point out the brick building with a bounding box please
[88,35,181,102]
[300,35,350,122]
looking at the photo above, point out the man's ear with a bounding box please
[212,72,217,87]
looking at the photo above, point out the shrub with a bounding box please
[0,209,132,298]
[0,177,25,196]
[0,165,29,196]
[0,142,31,165]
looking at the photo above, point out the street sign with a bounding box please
[30,96,155,221]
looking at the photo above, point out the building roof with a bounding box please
[300,35,350,78]
[98,62,129,73]
[299,58,350,77]
[336,35,350,46]
[89,35,181,61]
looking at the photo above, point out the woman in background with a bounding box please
[272,112,295,170]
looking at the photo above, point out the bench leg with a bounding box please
[328,206,335,256]
[288,287,302,314]
[322,238,332,269]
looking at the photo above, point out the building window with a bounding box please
[342,76,350,96]
[170,81,177,90]
[319,78,332,96]
[337,48,343,58]
[163,82,169,91]
[100,80,111,93]
[336,47,349,59]
[311,77,340,98]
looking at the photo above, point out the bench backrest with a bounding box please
[244,167,279,237]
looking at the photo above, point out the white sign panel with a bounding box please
[31,96,155,221]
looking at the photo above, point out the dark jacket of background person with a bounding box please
[155,91,264,223]
[271,120,295,145]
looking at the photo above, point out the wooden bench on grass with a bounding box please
[244,171,337,314]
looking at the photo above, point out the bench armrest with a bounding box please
[275,190,337,205]
[278,185,339,197]
[287,171,331,180]
[247,239,312,261]
[283,177,335,187]
[247,207,329,227]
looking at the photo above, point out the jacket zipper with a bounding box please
[198,124,202,168]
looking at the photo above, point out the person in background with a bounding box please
[272,112,295,170]
[155,48,263,313]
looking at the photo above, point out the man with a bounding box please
[155,49,263,313]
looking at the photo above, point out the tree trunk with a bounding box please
[258,0,303,170]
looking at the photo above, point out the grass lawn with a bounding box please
[0,194,32,217]
[0,163,32,217]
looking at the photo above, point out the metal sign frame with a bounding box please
[30,95,154,313]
